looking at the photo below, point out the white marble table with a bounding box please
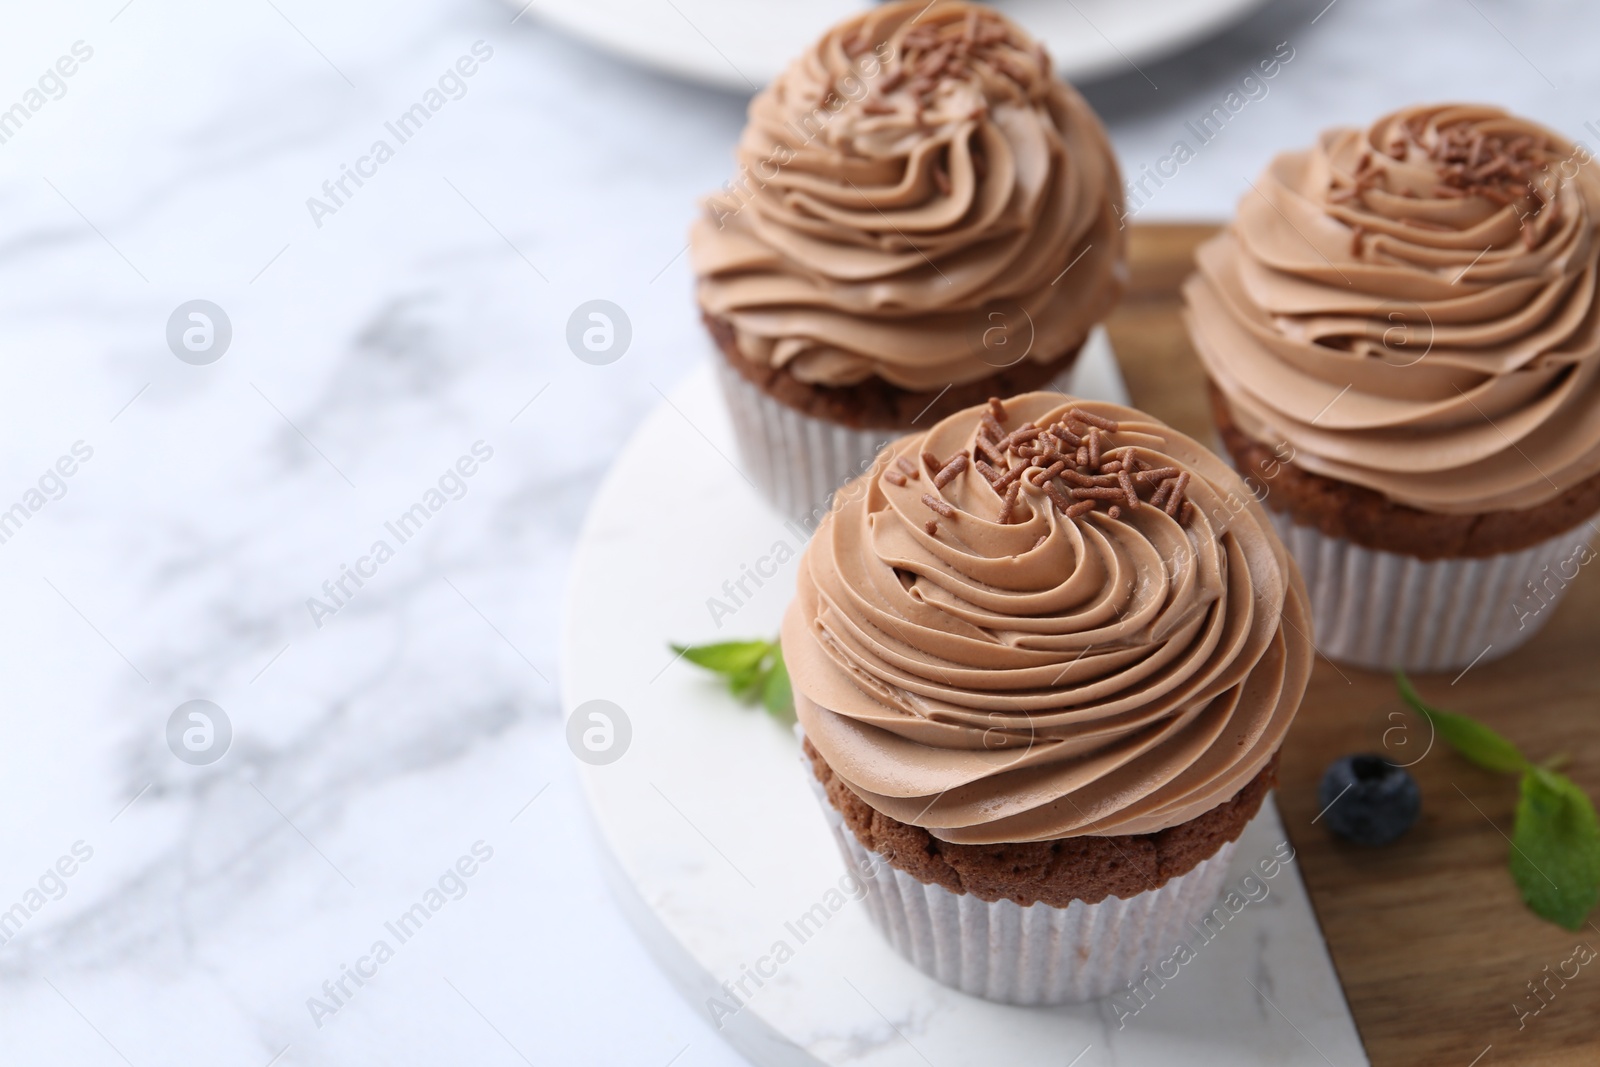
[0,1,1595,1064]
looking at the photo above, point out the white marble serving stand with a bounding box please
[561,333,1369,1066]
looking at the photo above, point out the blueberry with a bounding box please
[1317,754,1420,846]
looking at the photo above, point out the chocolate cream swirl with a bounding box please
[782,394,1311,843]
[691,1,1125,391]
[1186,103,1600,514]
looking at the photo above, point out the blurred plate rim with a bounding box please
[511,0,1276,93]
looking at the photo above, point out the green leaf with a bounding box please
[1510,767,1600,930]
[671,637,794,720]
[1395,671,1529,775]
[1392,673,1600,929]
[762,649,794,723]
[727,661,768,700]
[673,640,774,676]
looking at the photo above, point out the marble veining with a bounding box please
[0,0,1594,1062]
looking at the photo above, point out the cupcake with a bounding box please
[691,1,1125,522]
[1185,104,1600,671]
[781,392,1311,1004]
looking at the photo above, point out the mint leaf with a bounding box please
[1392,674,1600,930]
[673,641,774,675]
[1510,767,1600,930]
[762,649,794,723]
[671,637,794,722]
[727,661,767,699]
[1396,671,1529,775]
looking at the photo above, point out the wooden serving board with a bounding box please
[1105,224,1600,1067]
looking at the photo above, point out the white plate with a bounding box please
[514,0,1272,92]
[560,332,1368,1066]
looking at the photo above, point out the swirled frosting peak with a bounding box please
[691,0,1125,391]
[782,393,1311,843]
[1186,103,1600,514]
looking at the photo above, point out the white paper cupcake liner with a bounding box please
[1266,510,1596,673]
[714,345,1096,524]
[714,359,898,524]
[802,759,1239,1005]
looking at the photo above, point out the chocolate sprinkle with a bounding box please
[1164,471,1191,517]
[994,463,1027,490]
[1135,466,1181,485]
[1421,119,1565,243]
[1066,407,1119,432]
[975,436,1008,467]
[997,481,1022,524]
[1052,424,1083,449]
[1117,469,1139,510]
[914,402,1202,530]
[934,453,970,488]
[997,424,1042,451]
[1029,459,1067,486]
[891,10,1033,112]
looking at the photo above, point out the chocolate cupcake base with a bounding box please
[706,313,1087,431]
[1212,385,1599,671]
[709,314,1086,521]
[1211,384,1600,559]
[803,737,1274,1005]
